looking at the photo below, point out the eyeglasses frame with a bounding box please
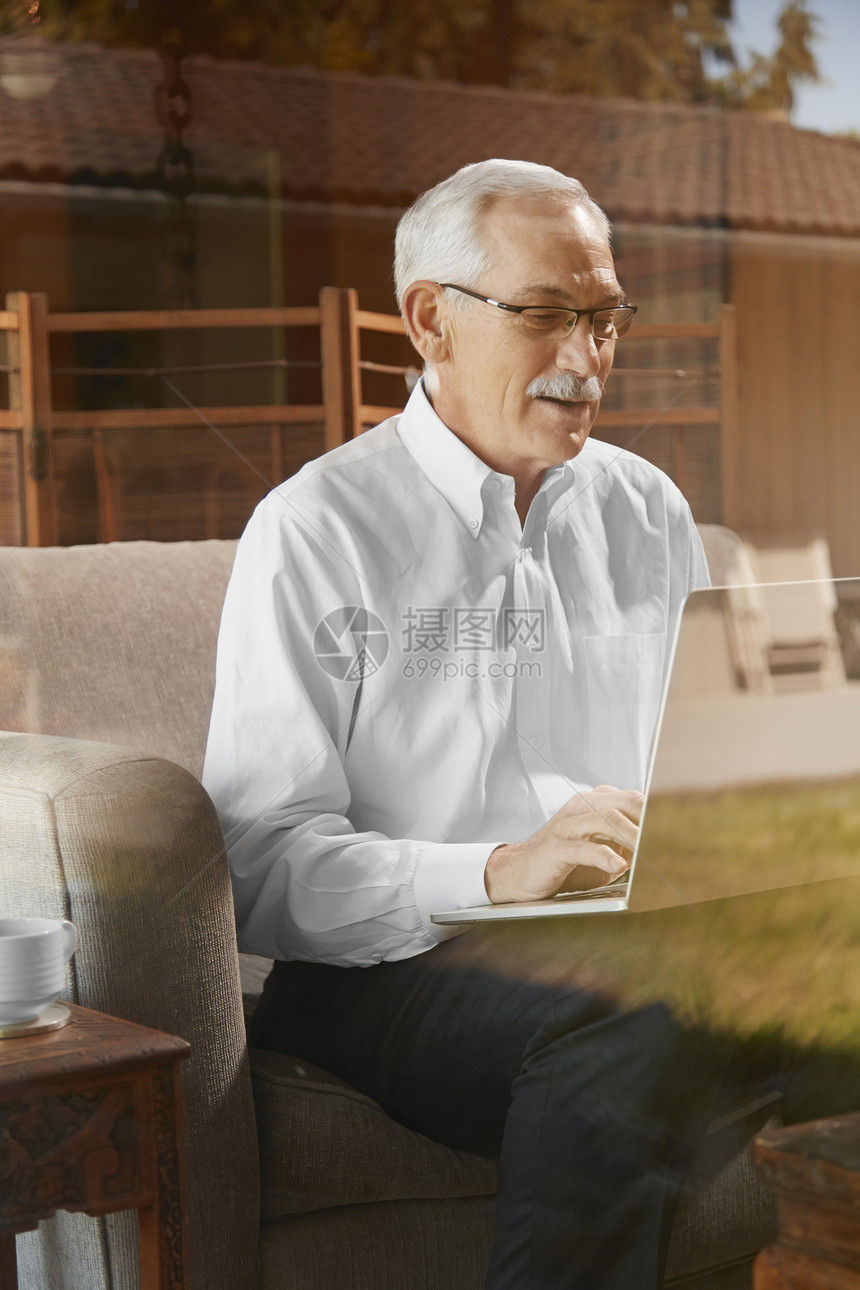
[437,283,637,339]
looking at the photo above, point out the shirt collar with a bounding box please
[397,380,492,537]
[397,378,577,538]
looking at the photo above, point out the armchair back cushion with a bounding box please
[0,538,238,777]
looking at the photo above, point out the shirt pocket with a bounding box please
[583,633,666,790]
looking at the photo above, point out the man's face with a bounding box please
[432,194,623,473]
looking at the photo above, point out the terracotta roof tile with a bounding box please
[1,38,859,236]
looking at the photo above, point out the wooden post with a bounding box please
[673,425,687,497]
[719,303,740,532]
[29,293,56,546]
[320,286,346,452]
[5,291,56,547]
[270,423,283,486]
[12,291,36,545]
[267,150,287,410]
[0,311,25,548]
[320,286,362,449]
[342,287,361,438]
[92,429,116,543]
[5,291,28,547]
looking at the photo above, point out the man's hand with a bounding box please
[484,785,644,904]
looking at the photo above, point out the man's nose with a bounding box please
[554,316,602,379]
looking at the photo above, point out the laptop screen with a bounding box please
[628,577,860,912]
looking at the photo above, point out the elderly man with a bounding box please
[203,159,715,1289]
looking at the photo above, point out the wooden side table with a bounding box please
[753,1113,860,1289]
[0,1002,191,1289]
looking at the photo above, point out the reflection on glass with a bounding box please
[631,578,860,911]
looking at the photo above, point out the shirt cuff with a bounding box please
[413,841,502,924]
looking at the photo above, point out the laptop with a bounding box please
[432,577,860,925]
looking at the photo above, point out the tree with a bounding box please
[512,0,737,103]
[719,0,821,114]
[4,0,821,115]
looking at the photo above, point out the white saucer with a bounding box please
[0,1002,71,1039]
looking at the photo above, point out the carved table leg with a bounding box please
[0,1233,17,1290]
[138,1065,189,1289]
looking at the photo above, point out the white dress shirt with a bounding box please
[202,380,710,967]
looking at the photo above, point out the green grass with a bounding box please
[641,777,860,902]
[441,787,860,1120]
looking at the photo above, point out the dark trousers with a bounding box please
[250,942,742,1290]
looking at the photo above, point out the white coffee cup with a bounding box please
[0,918,77,1025]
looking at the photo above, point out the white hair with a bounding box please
[393,159,611,312]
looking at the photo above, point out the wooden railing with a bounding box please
[0,290,737,545]
[1,287,362,545]
[342,290,738,528]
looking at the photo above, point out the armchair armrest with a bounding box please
[0,731,260,1290]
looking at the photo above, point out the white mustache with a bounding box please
[527,373,604,402]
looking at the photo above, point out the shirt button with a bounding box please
[468,518,479,529]
[516,549,526,562]
[372,953,382,964]
[530,737,541,748]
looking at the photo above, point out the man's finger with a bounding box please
[604,792,645,825]
[558,840,629,875]
[585,843,629,874]
[584,809,639,849]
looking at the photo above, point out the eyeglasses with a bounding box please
[438,284,637,340]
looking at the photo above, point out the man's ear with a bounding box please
[401,281,452,365]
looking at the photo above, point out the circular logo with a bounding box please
[313,606,389,681]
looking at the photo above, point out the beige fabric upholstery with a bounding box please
[259,1195,760,1290]
[251,1043,776,1284]
[251,1049,497,1219]
[665,1111,779,1282]
[261,1197,498,1290]
[258,1193,762,1290]
[0,733,260,1290]
[0,539,238,778]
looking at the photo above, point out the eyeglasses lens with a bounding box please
[519,307,633,340]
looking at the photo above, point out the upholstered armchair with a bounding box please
[0,532,776,1289]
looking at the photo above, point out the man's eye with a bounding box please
[522,311,565,330]
[592,314,619,339]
